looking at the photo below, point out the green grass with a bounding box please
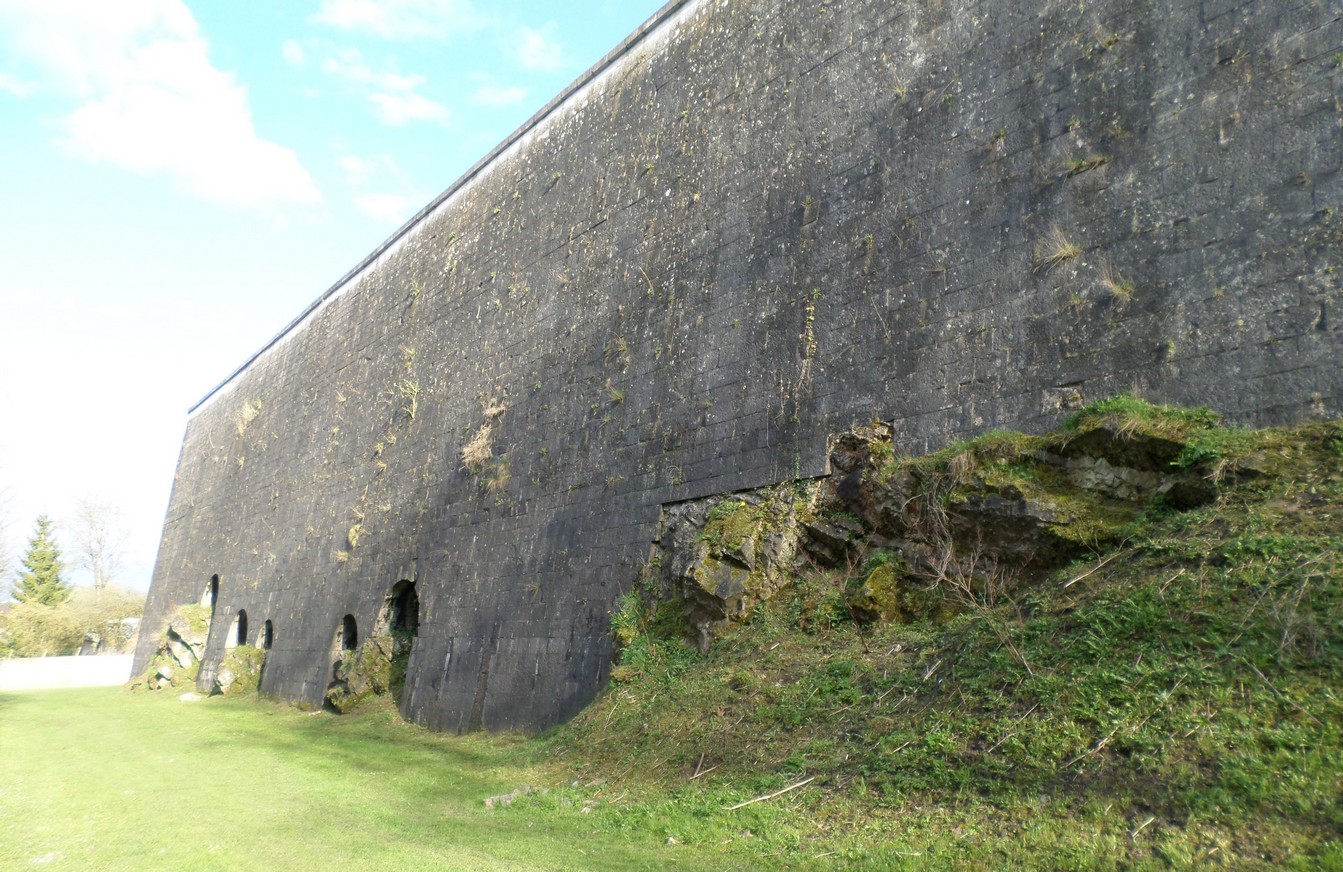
[0,689,755,871]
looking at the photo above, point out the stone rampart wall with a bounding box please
[136,0,1342,730]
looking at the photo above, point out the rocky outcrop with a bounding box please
[641,400,1230,645]
[648,484,816,650]
[214,645,266,696]
[130,604,211,691]
[324,632,413,713]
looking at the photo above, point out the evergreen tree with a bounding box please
[13,516,70,607]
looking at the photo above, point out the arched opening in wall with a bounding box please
[324,614,359,711]
[377,581,420,704]
[260,619,274,650]
[201,575,219,609]
[380,580,420,636]
[225,609,248,650]
[198,575,222,687]
[339,614,358,652]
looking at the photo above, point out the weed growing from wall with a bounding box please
[231,399,263,437]
[1100,259,1136,302]
[1034,226,1082,272]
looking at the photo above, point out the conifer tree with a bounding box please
[13,515,71,607]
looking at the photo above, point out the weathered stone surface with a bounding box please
[166,638,194,670]
[648,485,814,649]
[135,0,1342,731]
[324,635,395,713]
[132,604,210,692]
[213,645,266,696]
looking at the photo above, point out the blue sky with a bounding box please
[0,0,666,592]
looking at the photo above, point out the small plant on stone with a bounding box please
[232,399,263,437]
[1101,259,1136,302]
[1034,226,1082,272]
[485,460,511,493]
[397,379,421,420]
[461,423,493,473]
[1065,154,1109,176]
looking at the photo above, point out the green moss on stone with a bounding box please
[218,644,266,696]
[846,561,904,623]
[177,603,211,637]
[700,499,764,551]
[325,635,395,713]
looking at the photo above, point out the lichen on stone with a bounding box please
[130,603,212,692]
[214,644,266,696]
[648,483,818,649]
[325,634,396,713]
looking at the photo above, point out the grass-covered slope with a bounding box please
[536,400,1343,869]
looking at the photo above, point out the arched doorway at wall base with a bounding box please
[323,614,360,712]
[377,581,420,706]
[194,575,223,695]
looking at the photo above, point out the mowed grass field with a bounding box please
[0,688,741,872]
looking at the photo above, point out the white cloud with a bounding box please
[338,154,380,185]
[368,91,447,125]
[319,47,447,126]
[0,0,320,209]
[320,49,405,88]
[353,192,418,223]
[338,153,422,224]
[0,72,35,97]
[469,74,525,108]
[281,38,307,67]
[313,0,488,40]
[514,23,562,71]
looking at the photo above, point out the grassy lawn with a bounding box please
[6,406,1342,870]
[0,688,749,871]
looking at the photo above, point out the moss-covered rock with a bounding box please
[809,396,1230,585]
[649,484,816,649]
[325,634,395,713]
[631,396,1250,650]
[214,644,266,696]
[845,558,906,624]
[130,603,213,692]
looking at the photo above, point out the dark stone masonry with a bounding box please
[135,0,1342,731]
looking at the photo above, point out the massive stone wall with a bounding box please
[136,0,1342,731]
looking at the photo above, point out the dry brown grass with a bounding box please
[1034,226,1082,272]
[461,423,493,472]
[1100,258,1136,302]
[232,400,262,436]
